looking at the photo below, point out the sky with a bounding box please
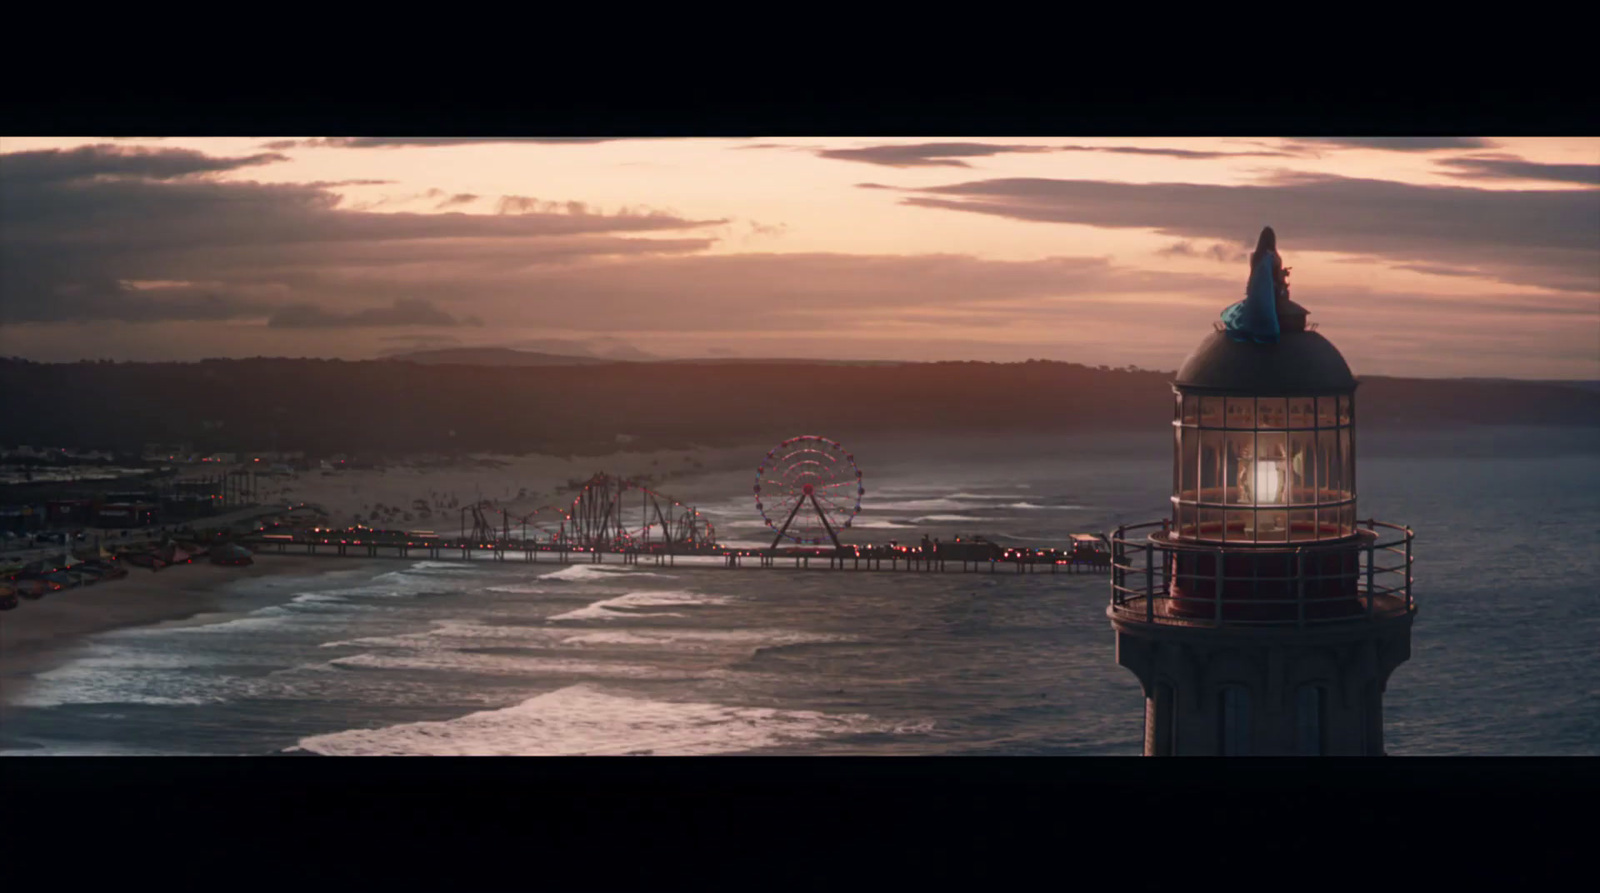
[1,136,1596,378]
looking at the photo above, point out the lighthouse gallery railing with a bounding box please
[1109,519,1414,629]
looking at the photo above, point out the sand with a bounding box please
[0,555,347,703]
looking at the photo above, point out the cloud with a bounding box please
[826,142,1294,170]
[499,336,658,360]
[5,145,1592,379]
[1055,145,1295,159]
[6,244,1595,378]
[1286,137,1499,152]
[1156,240,1250,263]
[268,299,481,329]
[1435,154,1600,186]
[0,145,726,325]
[380,333,464,345]
[815,142,1055,168]
[745,220,787,241]
[3,144,287,182]
[276,138,623,149]
[374,333,466,356]
[435,252,1236,333]
[1387,263,1490,279]
[498,196,611,216]
[434,193,478,210]
[302,179,396,187]
[899,172,1600,293]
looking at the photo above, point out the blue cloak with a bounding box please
[1221,252,1281,343]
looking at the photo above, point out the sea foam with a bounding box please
[537,564,676,583]
[294,683,908,756]
[547,589,731,622]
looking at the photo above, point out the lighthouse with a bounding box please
[1107,229,1416,756]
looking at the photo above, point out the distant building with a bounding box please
[161,493,216,520]
[94,502,160,528]
[142,443,195,462]
[0,506,43,534]
[47,499,95,526]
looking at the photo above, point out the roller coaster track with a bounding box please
[465,473,715,552]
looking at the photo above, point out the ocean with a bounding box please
[2,428,1596,756]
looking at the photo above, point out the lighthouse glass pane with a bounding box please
[1177,503,1197,538]
[1199,508,1223,540]
[1226,397,1255,429]
[1288,396,1316,429]
[1201,396,1224,427]
[1177,428,1190,496]
[1225,432,1254,504]
[1289,431,1316,502]
[1319,429,1342,499]
[1338,394,1352,425]
[1340,502,1356,537]
[1257,397,1287,429]
[1180,428,1200,496]
[1339,427,1354,498]
[1174,393,1183,423]
[1225,510,1252,544]
[1260,511,1288,543]
[1290,509,1316,541]
[1255,432,1289,504]
[1182,393,1199,425]
[1317,396,1338,427]
[1200,430,1225,501]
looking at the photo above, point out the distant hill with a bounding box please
[1531,380,1600,394]
[0,358,1594,459]
[385,348,614,367]
[386,348,907,368]
[659,358,907,367]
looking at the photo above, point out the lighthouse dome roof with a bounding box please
[1175,327,1356,394]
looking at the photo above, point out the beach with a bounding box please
[0,555,356,704]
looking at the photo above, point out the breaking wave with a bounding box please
[537,565,676,583]
[548,589,731,622]
[294,683,925,756]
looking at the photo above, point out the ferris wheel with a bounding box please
[755,435,864,548]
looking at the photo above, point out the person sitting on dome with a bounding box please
[1221,226,1283,344]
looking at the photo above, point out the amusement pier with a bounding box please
[240,440,1114,575]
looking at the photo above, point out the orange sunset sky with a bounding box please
[1,136,1595,378]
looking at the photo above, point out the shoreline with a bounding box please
[0,555,381,705]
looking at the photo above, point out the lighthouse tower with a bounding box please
[1107,236,1416,756]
